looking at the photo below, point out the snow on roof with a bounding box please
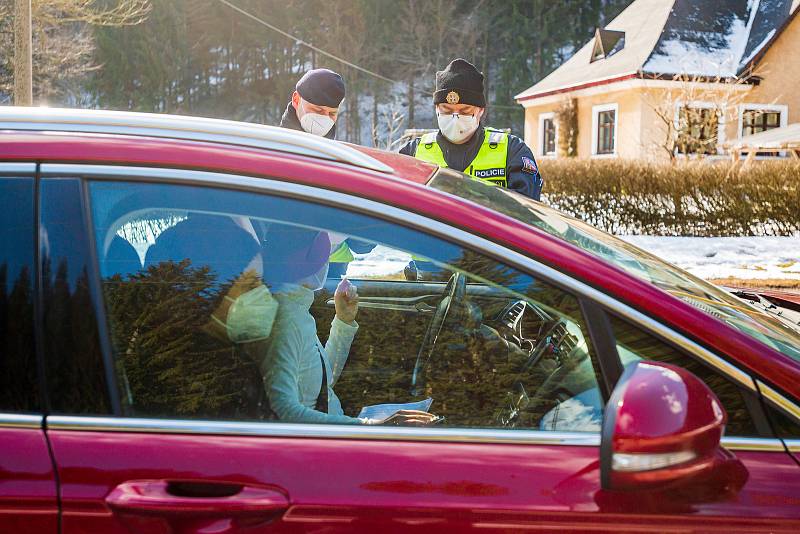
[728,122,800,149]
[515,0,674,100]
[644,0,793,77]
[517,0,797,102]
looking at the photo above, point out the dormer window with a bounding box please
[591,28,625,62]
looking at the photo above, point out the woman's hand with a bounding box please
[375,410,439,426]
[334,278,359,325]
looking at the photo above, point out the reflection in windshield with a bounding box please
[430,169,800,363]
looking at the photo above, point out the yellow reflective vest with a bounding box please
[329,241,354,264]
[414,128,509,187]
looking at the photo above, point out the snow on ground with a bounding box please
[620,236,800,280]
[347,238,800,282]
[347,245,411,278]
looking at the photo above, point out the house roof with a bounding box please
[517,0,798,102]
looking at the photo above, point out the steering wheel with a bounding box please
[410,272,466,396]
[496,320,579,428]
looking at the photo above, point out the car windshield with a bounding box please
[429,169,800,363]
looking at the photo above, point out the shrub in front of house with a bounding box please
[540,159,800,236]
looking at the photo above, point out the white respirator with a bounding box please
[437,112,479,144]
[299,100,335,137]
[216,285,278,344]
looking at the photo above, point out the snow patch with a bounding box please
[740,28,776,68]
[645,17,749,77]
[620,236,800,280]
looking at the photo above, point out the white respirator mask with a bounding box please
[299,100,336,137]
[215,285,278,344]
[302,261,330,292]
[437,112,480,144]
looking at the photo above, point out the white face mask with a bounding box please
[215,285,278,344]
[298,100,336,136]
[300,261,330,292]
[437,112,480,144]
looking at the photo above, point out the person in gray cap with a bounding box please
[400,58,543,200]
[280,68,346,139]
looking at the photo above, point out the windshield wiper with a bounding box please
[731,291,800,334]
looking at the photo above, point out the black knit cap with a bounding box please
[433,58,485,107]
[295,68,346,108]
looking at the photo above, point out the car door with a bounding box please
[41,164,800,533]
[0,166,59,532]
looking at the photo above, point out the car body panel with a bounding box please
[0,426,58,532]
[47,429,800,532]
[347,142,436,184]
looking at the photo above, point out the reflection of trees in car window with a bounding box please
[103,261,265,419]
[0,178,38,412]
[610,314,759,437]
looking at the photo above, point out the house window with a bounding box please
[741,107,785,136]
[597,111,615,154]
[539,113,557,156]
[592,104,618,156]
[676,106,719,155]
[590,28,625,62]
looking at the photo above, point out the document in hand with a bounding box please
[358,397,433,420]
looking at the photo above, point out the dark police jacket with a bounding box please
[399,127,543,200]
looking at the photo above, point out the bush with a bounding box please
[539,159,800,236]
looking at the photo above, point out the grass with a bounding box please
[708,277,800,291]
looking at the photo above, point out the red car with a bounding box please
[1,108,799,533]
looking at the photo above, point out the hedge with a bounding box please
[539,159,800,236]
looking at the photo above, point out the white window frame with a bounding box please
[591,103,618,157]
[673,100,726,156]
[538,112,558,158]
[737,103,788,139]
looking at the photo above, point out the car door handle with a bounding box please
[106,479,289,521]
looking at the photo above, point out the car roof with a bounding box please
[0,107,438,185]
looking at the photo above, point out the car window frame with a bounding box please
[0,163,43,421]
[38,163,797,452]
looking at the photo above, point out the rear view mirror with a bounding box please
[600,361,731,491]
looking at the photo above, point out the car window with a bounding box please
[609,314,759,437]
[89,180,604,431]
[0,177,39,413]
[430,169,800,364]
[766,405,800,440]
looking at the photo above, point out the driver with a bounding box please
[261,224,436,426]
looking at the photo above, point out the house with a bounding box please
[515,0,800,160]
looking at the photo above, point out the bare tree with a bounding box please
[394,0,482,129]
[2,0,151,104]
[642,67,766,162]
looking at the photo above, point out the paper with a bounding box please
[358,397,433,421]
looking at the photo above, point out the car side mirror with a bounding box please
[600,361,727,492]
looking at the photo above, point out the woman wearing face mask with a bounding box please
[399,58,543,201]
[261,225,435,426]
[279,68,344,139]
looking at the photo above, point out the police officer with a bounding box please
[400,58,543,200]
[280,68,345,139]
